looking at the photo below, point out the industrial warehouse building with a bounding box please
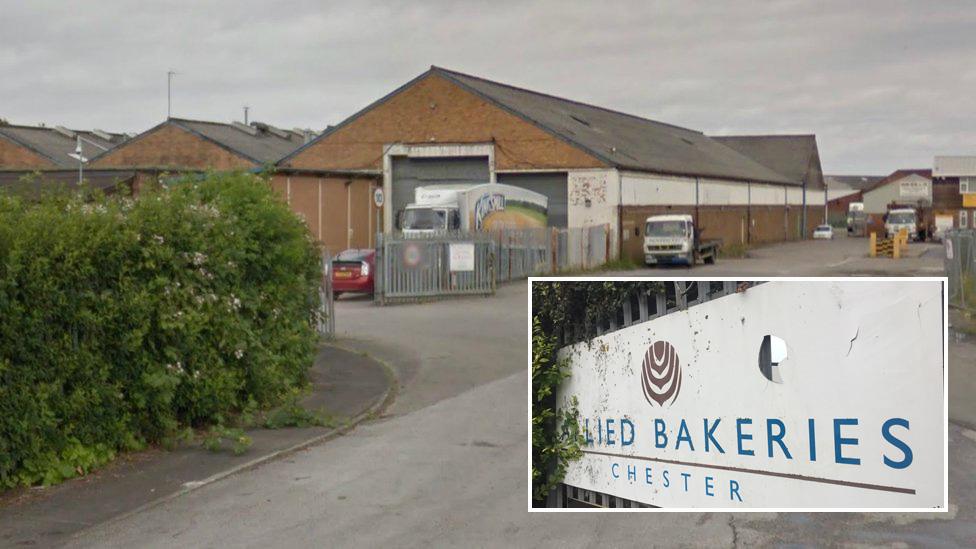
[861,169,933,214]
[278,66,826,261]
[0,122,136,195]
[91,117,311,170]
[933,156,976,229]
[88,117,380,253]
[0,122,126,169]
[824,175,883,224]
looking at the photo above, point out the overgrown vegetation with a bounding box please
[0,172,323,489]
[718,242,750,258]
[530,281,663,504]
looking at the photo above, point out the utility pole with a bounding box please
[76,136,83,186]
[167,70,177,119]
[244,105,250,125]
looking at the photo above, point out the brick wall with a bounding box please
[270,173,380,252]
[0,138,54,169]
[620,204,822,262]
[92,124,254,170]
[282,73,605,172]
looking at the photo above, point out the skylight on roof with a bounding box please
[569,114,591,127]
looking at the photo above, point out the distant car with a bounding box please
[813,225,834,240]
[330,249,376,298]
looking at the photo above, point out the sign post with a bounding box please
[373,187,385,209]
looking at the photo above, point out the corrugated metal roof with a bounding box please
[824,174,884,191]
[933,156,976,177]
[432,68,800,185]
[170,118,307,164]
[862,169,932,194]
[711,135,821,187]
[0,124,125,168]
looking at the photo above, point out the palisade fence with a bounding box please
[374,225,611,304]
[547,280,758,508]
[318,249,335,337]
[945,229,976,312]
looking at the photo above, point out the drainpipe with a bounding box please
[801,180,807,239]
[346,180,352,249]
[695,177,700,226]
[617,170,623,260]
[747,182,752,244]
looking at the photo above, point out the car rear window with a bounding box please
[334,249,370,262]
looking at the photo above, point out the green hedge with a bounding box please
[0,172,323,488]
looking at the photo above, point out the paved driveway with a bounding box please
[611,232,946,277]
[69,238,975,548]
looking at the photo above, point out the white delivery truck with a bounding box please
[398,183,549,236]
[643,214,719,266]
[884,207,919,240]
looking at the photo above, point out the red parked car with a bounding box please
[330,248,376,298]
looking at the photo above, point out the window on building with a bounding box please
[960,210,968,229]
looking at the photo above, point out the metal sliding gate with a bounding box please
[374,233,495,303]
[374,225,612,304]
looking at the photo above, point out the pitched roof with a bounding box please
[710,135,821,187]
[282,66,802,185]
[863,169,932,194]
[435,68,801,185]
[0,124,126,168]
[168,118,309,164]
[824,174,884,191]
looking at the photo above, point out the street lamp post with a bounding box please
[76,136,83,186]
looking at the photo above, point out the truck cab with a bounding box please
[884,208,918,241]
[644,215,695,265]
[400,205,461,236]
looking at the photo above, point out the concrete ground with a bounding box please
[37,235,976,547]
[610,232,947,277]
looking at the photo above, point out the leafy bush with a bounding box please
[531,281,664,504]
[0,172,323,489]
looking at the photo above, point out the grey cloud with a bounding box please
[0,0,974,172]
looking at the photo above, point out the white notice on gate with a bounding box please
[449,242,475,272]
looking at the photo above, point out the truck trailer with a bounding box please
[397,183,549,236]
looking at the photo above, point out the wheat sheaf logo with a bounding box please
[641,341,682,407]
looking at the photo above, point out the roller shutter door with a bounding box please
[390,156,490,220]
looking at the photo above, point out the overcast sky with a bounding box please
[2,0,974,173]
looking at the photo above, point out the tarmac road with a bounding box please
[609,232,947,277]
[69,239,975,548]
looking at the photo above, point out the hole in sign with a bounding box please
[758,335,788,383]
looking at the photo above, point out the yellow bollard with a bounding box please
[869,232,877,257]
[893,237,901,259]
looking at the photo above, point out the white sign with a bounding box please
[899,179,929,198]
[945,238,954,260]
[556,281,945,509]
[449,242,475,272]
[373,187,385,208]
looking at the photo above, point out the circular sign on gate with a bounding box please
[403,242,422,268]
[373,187,385,208]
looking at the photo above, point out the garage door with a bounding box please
[390,156,490,223]
[496,172,568,227]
